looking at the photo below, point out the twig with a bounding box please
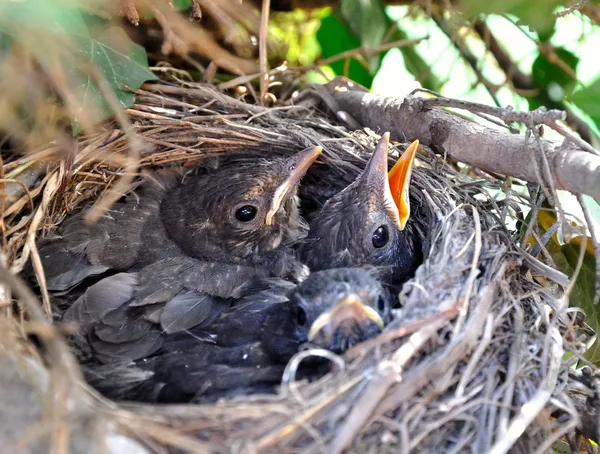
[473,19,596,145]
[21,172,62,316]
[327,86,600,199]
[259,0,270,105]
[83,68,145,223]
[529,221,561,258]
[281,348,345,403]
[488,325,563,454]
[412,92,567,129]
[344,303,461,362]
[317,37,428,67]
[0,264,82,381]
[455,314,494,398]
[551,120,600,156]
[564,226,589,301]
[329,318,448,454]
[219,65,288,91]
[255,375,364,451]
[556,0,586,17]
[497,303,524,440]
[452,206,482,336]
[432,14,501,107]
[0,178,35,212]
[520,249,570,287]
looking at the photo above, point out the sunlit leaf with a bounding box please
[570,78,600,132]
[340,0,387,73]
[529,48,578,110]
[460,0,563,31]
[316,13,373,88]
[70,24,157,127]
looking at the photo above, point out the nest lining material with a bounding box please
[0,81,593,453]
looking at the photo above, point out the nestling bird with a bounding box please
[81,267,392,403]
[299,133,424,284]
[34,145,322,300]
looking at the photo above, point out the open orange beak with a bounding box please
[388,140,419,231]
[307,293,384,343]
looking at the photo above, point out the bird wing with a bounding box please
[35,175,173,294]
[77,276,297,403]
[62,255,276,364]
[85,340,286,403]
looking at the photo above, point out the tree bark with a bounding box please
[328,87,600,200]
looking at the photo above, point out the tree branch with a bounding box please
[325,80,600,200]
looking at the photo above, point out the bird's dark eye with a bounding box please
[377,296,386,312]
[296,307,307,326]
[372,225,390,248]
[235,205,258,222]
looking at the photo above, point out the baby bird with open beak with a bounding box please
[299,133,423,285]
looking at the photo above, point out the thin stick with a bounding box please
[83,68,144,223]
[318,37,428,67]
[488,325,563,454]
[0,178,35,212]
[452,206,482,336]
[564,226,588,300]
[259,0,270,105]
[329,319,448,454]
[551,120,600,156]
[455,314,494,398]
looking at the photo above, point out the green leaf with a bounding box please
[316,13,374,88]
[529,48,579,110]
[569,79,600,132]
[340,0,387,73]
[0,1,156,130]
[66,21,158,126]
[460,0,563,31]
[172,0,193,10]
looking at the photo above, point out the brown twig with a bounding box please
[83,69,145,223]
[432,14,501,107]
[259,0,271,105]
[317,36,428,67]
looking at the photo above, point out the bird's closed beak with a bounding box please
[307,293,384,347]
[361,133,403,231]
[265,145,323,226]
[388,140,419,231]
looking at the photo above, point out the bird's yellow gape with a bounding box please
[307,293,384,343]
[265,145,323,226]
[388,139,419,231]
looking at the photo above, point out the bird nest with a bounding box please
[0,79,595,453]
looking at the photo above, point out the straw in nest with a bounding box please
[0,81,595,454]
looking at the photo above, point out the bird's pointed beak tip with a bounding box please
[361,132,391,187]
[265,145,322,225]
[388,139,419,231]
